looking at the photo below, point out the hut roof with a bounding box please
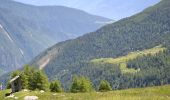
[10,76,20,83]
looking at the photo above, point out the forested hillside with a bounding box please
[29,0,170,90]
[0,0,110,74]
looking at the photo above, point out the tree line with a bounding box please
[7,65,112,93]
[7,47,170,92]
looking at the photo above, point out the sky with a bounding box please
[13,0,160,20]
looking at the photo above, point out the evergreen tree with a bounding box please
[50,80,63,92]
[29,71,49,91]
[70,75,80,93]
[8,65,50,91]
[98,80,112,92]
[21,65,35,89]
[6,81,11,89]
[79,76,93,92]
[70,75,93,93]
[11,70,20,78]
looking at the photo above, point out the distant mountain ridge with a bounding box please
[0,0,111,74]
[14,0,160,20]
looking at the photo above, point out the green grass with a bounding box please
[91,45,166,73]
[1,85,170,100]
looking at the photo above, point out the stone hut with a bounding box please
[10,75,22,93]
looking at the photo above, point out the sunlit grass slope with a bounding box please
[91,45,166,73]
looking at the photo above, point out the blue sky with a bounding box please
[14,0,160,20]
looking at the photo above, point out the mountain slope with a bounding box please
[30,0,170,89]
[0,0,110,73]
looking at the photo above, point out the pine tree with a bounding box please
[8,65,50,91]
[30,71,49,91]
[21,65,35,89]
[98,80,112,92]
[79,76,93,92]
[70,75,93,93]
[11,70,20,78]
[6,81,11,89]
[70,75,80,93]
[50,80,63,92]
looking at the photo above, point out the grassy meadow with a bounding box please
[0,85,170,100]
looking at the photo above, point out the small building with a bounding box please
[10,75,22,93]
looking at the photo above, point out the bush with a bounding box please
[98,80,112,92]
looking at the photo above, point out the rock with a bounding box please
[53,93,57,96]
[14,97,18,99]
[24,96,38,100]
[40,90,44,93]
[23,89,28,92]
[6,94,14,98]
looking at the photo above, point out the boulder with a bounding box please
[24,96,38,100]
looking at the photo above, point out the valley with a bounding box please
[0,0,170,99]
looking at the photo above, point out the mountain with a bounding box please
[30,0,170,90]
[0,0,111,74]
[14,0,160,20]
